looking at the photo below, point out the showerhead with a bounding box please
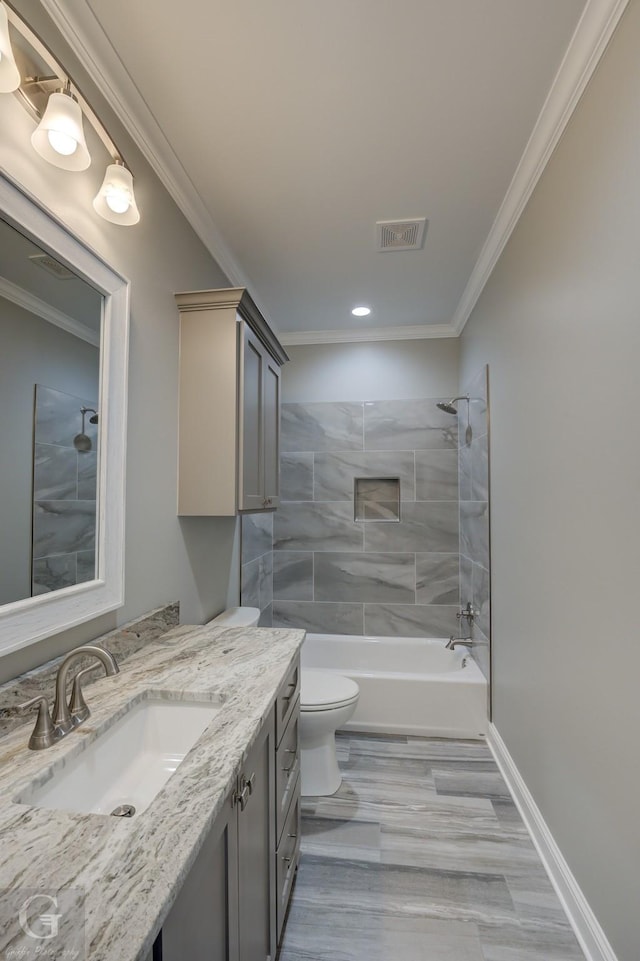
[73,433,92,452]
[436,395,472,445]
[74,406,99,451]
[436,401,459,415]
[436,395,469,415]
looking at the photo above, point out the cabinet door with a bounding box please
[238,709,276,961]
[239,324,264,510]
[161,791,240,961]
[262,355,280,508]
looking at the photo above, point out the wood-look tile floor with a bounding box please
[280,734,586,961]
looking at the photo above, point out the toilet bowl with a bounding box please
[209,606,260,627]
[300,669,360,797]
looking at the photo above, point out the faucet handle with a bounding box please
[18,695,60,751]
[69,666,100,723]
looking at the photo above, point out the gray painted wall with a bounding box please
[282,339,459,403]
[0,299,99,605]
[0,2,239,684]
[459,4,640,958]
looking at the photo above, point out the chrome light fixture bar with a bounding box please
[1,1,140,226]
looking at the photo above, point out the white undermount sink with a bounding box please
[17,695,222,818]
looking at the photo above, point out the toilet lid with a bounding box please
[301,670,359,709]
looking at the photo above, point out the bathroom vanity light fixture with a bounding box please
[2,2,140,225]
[352,305,371,317]
[0,2,20,93]
[31,84,91,170]
[93,161,140,225]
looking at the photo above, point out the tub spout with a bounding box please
[446,636,472,650]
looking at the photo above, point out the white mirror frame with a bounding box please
[0,171,129,656]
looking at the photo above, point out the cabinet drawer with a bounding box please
[276,781,300,942]
[276,657,299,746]
[276,702,299,845]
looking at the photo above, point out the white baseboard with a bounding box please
[486,723,619,961]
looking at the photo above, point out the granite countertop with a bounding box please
[0,623,304,961]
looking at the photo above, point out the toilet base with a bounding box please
[299,696,358,797]
[300,734,342,796]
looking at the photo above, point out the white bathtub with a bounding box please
[301,634,487,739]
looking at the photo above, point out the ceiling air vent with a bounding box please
[29,253,75,280]
[376,218,428,252]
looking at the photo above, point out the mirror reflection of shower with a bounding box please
[436,395,471,445]
[73,406,99,452]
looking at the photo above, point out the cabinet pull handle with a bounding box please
[288,833,297,839]
[282,752,298,772]
[233,783,250,810]
[282,683,297,704]
[246,772,256,795]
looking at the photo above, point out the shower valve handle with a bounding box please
[457,603,476,621]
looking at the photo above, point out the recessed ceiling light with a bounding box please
[352,306,371,317]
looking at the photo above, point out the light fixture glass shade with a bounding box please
[0,2,20,93]
[93,163,140,225]
[31,91,91,170]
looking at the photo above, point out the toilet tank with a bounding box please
[209,607,260,627]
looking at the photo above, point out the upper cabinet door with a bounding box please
[263,355,281,509]
[239,324,265,511]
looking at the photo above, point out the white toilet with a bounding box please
[300,669,359,797]
[210,608,359,797]
[209,606,260,628]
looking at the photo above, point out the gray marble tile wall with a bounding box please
[272,399,461,637]
[32,386,98,596]
[458,367,491,683]
[240,512,274,626]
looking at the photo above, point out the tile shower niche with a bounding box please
[354,477,400,522]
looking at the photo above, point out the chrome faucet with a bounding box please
[19,645,119,749]
[446,635,473,650]
[53,646,119,734]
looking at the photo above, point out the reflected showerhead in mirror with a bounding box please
[73,406,98,451]
[436,395,472,445]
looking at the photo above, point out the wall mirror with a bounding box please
[0,172,129,656]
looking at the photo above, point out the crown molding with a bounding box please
[0,275,100,346]
[41,0,629,344]
[39,0,275,333]
[279,324,457,346]
[450,0,630,336]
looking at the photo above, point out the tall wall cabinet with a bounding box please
[175,288,288,515]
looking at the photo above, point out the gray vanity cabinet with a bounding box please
[274,658,301,944]
[160,790,239,961]
[157,657,301,961]
[159,709,274,961]
[175,287,287,516]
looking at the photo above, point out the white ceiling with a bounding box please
[79,0,589,339]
